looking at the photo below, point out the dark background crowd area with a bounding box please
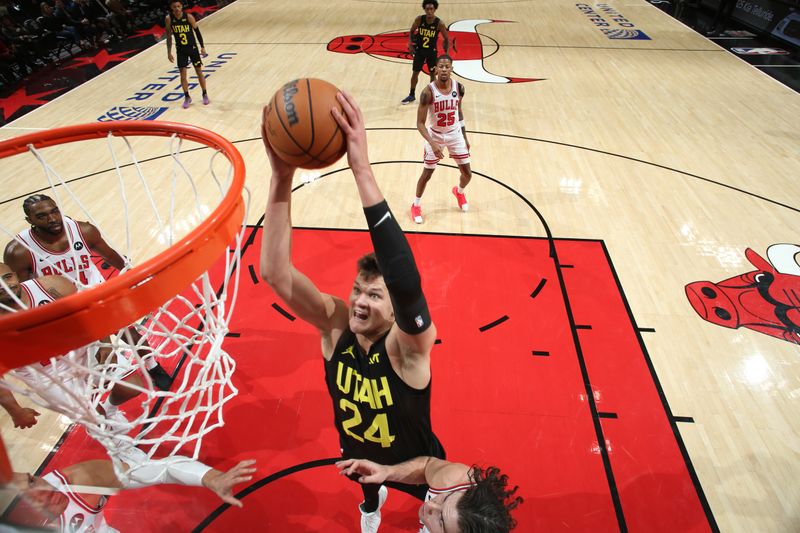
[0,0,183,88]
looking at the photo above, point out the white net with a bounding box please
[0,126,247,483]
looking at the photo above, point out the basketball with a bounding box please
[262,78,347,169]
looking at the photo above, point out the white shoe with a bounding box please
[359,485,388,533]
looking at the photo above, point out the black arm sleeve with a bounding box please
[194,26,204,47]
[363,200,432,334]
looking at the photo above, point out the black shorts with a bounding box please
[412,48,438,73]
[176,47,202,69]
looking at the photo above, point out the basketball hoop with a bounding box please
[0,121,247,484]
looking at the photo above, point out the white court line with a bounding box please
[754,64,800,68]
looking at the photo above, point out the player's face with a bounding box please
[349,273,394,336]
[435,59,452,82]
[0,265,22,309]
[419,491,463,533]
[424,3,436,16]
[22,474,69,522]
[25,200,63,236]
[170,1,183,17]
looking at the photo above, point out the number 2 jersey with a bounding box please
[14,217,104,287]
[324,328,442,465]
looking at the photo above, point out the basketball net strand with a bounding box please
[0,130,247,486]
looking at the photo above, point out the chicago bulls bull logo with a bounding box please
[685,244,800,344]
[327,20,544,84]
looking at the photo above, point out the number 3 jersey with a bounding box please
[325,328,441,465]
[15,217,104,287]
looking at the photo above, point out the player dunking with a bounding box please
[261,91,445,533]
[166,0,209,109]
[411,54,471,224]
[3,194,173,391]
[402,0,450,105]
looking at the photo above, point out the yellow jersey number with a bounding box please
[179,33,188,45]
[422,36,430,48]
[339,399,396,448]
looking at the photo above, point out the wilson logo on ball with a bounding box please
[282,80,300,126]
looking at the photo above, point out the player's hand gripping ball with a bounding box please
[262,78,348,169]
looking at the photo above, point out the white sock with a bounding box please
[144,357,157,370]
[413,197,421,206]
[457,186,464,194]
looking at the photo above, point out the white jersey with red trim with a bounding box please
[15,217,104,287]
[41,470,117,533]
[19,278,55,309]
[426,80,461,134]
[419,482,473,533]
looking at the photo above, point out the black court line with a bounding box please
[434,339,442,345]
[531,350,550,356]
[193,457,340,532]
[575,325,592,330]
[247,264,259,285]
[225,332,241,338]
[674,416,696,423]
[272,302,296,321]
[638,327,656,333]
[600,241,719,531]
[479,315,509,331]
[598,412,619,419]
[560,264,575,269]
[530,278,547,299]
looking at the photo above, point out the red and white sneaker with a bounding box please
[411,203,423,224]
[452,187,469,211]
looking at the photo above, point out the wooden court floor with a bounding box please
[0,0,799,531]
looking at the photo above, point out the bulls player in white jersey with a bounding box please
[0,263,75,429]
[411,54,472,224]
[3,194,173,390]
[0,262,143,429]
[7,451,256,532]
[337,456,521,533]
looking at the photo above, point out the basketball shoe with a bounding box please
[452,186,469,211]
[401,94,416,104]
[360,485,388,533]
[182,97,192,109]
[147,363,174,391]
[411,203,423,224]
[202,94,210,105]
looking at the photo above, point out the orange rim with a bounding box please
[0,121,246,370]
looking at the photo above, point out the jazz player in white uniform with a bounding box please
[411,54,472,224]
[3,195,174,390]
[337,456,522,533]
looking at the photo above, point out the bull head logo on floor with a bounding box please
[685,244,800,344]
[327,20,543,84]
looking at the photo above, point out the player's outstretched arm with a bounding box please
[336,456,469,487]
[80,222,126,271]
[259,123,347,338]
[332,91,437,357]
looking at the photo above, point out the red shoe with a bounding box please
[410,203,423,224]
[452,187,468,211]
